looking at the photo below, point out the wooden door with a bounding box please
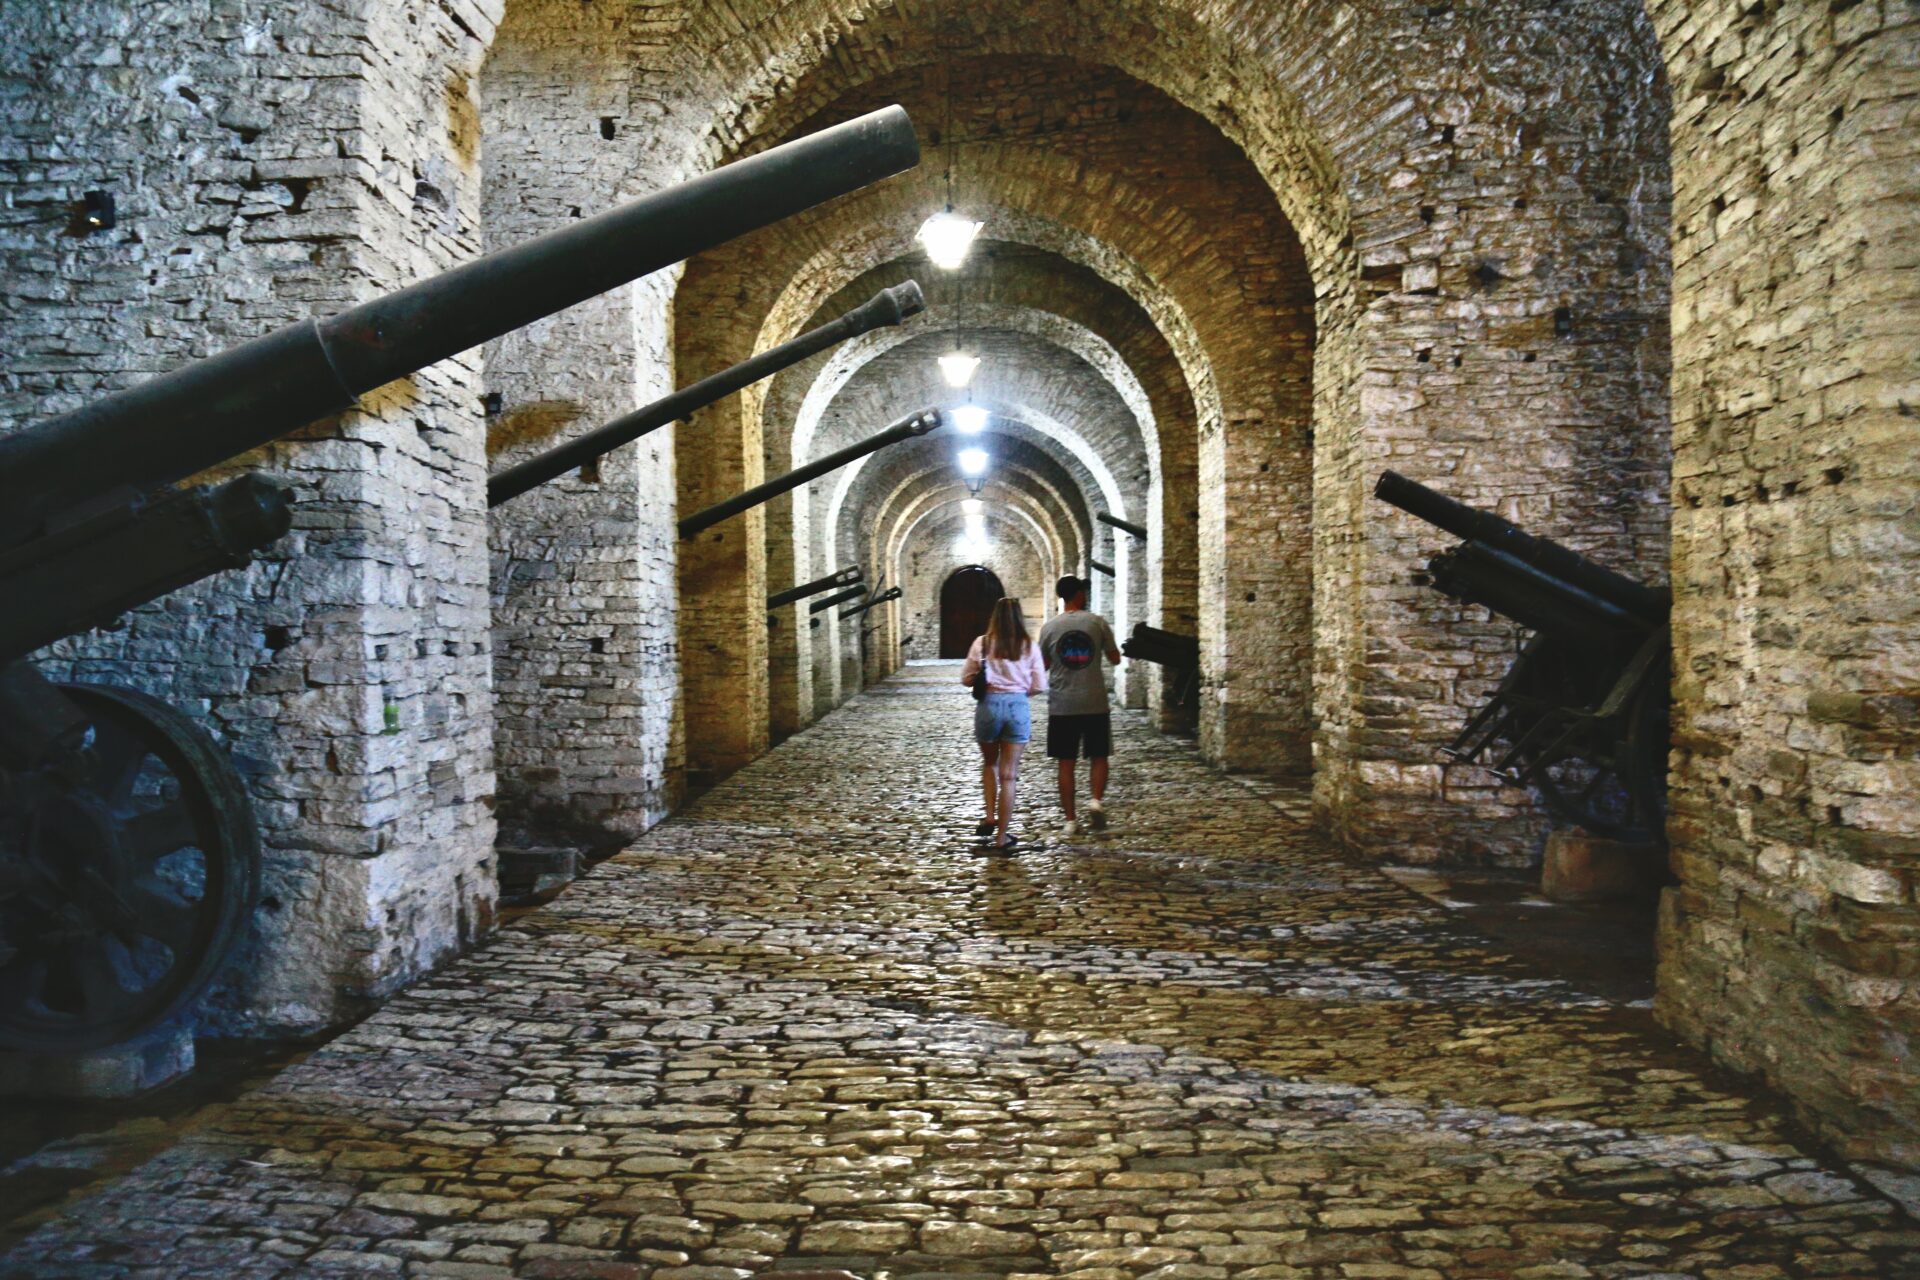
[939,565,1005,658]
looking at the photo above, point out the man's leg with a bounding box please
[1084,715,1112,831]
[1048,715,1079,823]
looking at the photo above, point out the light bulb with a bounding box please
[961,498,984,515]
[951,404,988,433]
[957,447,989,478]
[916,210,982,270]
[937,353,980,388]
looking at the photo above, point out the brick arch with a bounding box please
[873,463,1086,587]
[677,52,1315,766]
[768,244,1205,718]
[799,433,1094,717]
[791,305,1157,484]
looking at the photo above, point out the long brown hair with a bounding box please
[984,597,1030,660]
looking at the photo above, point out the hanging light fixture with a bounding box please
[961,497,984,515]
[916,209,981,270]
[951,404,988,433]
[938,352,980,388]
[916,0,980,272]
[960,445,989,496]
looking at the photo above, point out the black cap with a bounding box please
[1056,574,1089,601]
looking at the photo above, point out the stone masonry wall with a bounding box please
[1650,0,1920,1172]
[0,0,502,1033]
[482,0,681,854]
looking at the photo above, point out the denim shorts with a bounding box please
[974,691,1032,744]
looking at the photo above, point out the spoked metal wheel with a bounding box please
[1499,643,1671,845]
[0,683,259,1053]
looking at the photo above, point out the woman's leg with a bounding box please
[979,741,1000,823]
[996,742,1025,844]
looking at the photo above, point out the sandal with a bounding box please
[995,835,1021,853]
[975,819,997,838]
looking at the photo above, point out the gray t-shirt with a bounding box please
[1039,609,1118,717]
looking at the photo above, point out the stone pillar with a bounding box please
[482,1,681,852]
[1650,0,1920,1171]
[0,0,501,1034]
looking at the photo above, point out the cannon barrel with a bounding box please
[768,566,862,609]
[679,407,942,539]
[1373,470,1667,622]
[1430,541,1649,645]
[0,106,919,548]
[841,585,901,619]
[489,282,925,507]
[810,583,869,614]
[0,477,292,665]
[1088,559,1114,577]
[1097,512,1146,540]
[1121,622,1199,669]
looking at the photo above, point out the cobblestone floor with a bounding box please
[4,664,1915,1279]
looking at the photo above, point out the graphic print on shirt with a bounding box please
[1057,629,1096,671]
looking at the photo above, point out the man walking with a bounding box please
[1039,574,1123,836]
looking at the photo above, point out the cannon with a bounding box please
[1121,623,1200,708]
[678,408,943,539]
[1097,512,1146,540]
[1373,470,1670,843]
[489,282,925,507]
[841,585,902,619]
[811,584,870,614]
[768,567,863,610]
[0,105,920,1053]
[1088,559,1115,577]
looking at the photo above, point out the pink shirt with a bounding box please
[961,635,1046,695]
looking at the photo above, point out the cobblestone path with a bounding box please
[5,664,1914,1279]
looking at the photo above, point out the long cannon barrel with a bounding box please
[1374,470,1667,621]
[810,583,869,614]
[768,566,862,609]
[1088,559,1115,576]
[1097,512,1146,540]
[841,585,901,619]
[1121,622,1200,669]
[1431,541,1650,643]
[0,106,920,548]
[489,282,926,507]
[679,407,942,539]
[0,477,291,662]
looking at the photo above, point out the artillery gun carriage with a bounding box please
[1374,471,1671,845]
[0,108,920,1053]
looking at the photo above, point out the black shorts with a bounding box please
[1047,713,1112,761]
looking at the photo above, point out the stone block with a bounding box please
[1541,830,1664,903]
[0,1024,194,1099]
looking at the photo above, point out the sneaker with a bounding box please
[1086,800,1108,832]
[1062,817,1084,838]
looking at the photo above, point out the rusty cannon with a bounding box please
[1373,469,1670,843]
[1120,623,1200,708]
[0,106,920,1053]
[488,282,924,507]
[678,408,943,539]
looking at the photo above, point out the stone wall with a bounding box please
[1309,0,1673,867]
[482,0,681,853]
[898,512,1054,664]
[1650,0,1920,1172]
[0,0,502,1033]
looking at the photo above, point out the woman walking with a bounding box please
[961,597,1046,851]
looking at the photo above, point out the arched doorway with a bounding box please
[939,566,1005,658]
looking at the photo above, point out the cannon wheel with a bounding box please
[0,684,259,1053]
[1521,660,1670,845]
